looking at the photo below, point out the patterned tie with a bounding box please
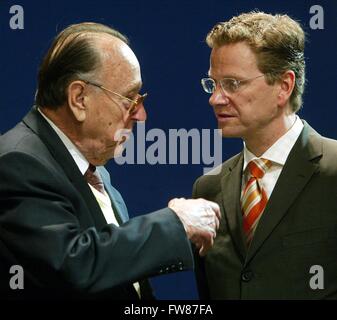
[84,164,105,194]
[241,158,272,245]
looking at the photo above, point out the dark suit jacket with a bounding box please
[193,122,337,299]
[0,107,193,299]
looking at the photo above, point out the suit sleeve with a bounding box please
[192,177,211,299]
[0,151,193,293]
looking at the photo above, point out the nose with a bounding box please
[130,104,147,121]
[209,86,230,108]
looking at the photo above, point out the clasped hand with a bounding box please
[168,198,221,256]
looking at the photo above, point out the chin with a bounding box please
[90,158,108,166]
[219,124,242,138]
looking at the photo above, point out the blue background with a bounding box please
[1,0,336,299]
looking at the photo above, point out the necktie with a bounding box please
[241,158,272,245]
[84,164,105,194]
[84,165,142,299]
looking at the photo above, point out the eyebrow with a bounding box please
[207,70,244,79]
[207,73,244,80]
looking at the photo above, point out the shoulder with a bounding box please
[320,135,337,175]
[0,121,49,158]
[322,135,337,154]
[0,122,65,184]
[303,122,337,176]
[193,152,242,196]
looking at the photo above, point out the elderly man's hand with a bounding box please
[168,198,221,256]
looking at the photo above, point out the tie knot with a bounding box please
[84,164,105,193]
[247,158,272,178]
[86,164,96,174]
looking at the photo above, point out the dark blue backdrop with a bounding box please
[1,0,336,299]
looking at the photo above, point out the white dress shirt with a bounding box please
[241,116,304,199]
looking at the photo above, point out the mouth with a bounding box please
[113,128,133,144]
[215,113,236,122]
[107,134,131,149]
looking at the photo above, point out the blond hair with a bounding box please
[207,11,306,112]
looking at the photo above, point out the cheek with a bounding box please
[103,119,117,140]
[242,88,274,114]
[96,99,125,127]
[106,118,129,143]
[232,95,265,127]
[91,102,129,142]
[232,94,255,120]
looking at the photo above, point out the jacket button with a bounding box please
[241,270,253,282]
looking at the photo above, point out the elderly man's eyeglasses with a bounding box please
[83,80,148,115]
[201,75,265,95]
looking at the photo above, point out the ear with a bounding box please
[277,70,296,108]
[67,80,88,122]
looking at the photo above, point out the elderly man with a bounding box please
[0,22,220,299]
[193,11,337,299]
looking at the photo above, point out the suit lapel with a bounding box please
[221,153,247,261]
[23,107,107,229]
[246,123,323,264]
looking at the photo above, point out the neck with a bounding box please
[40,106,108,166]
[39,105,83,149]
[244,113,296,157]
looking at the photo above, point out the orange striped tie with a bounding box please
[241,158,272,245]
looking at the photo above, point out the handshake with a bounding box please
[168,198,221,256]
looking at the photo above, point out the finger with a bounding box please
[206,201,221,219]
[202,224,217,235]
[215,216,220,230]
[204,206,219,230]
[213,229,217,239]
[205,215,217,234]
[199,236,214,256]
[168,198,177,206]
[199,245,205,256]
[190,233,204,250]
[191,235,202,249]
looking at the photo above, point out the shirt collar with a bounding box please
[38,108,89,175]
[243,115,304,171]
